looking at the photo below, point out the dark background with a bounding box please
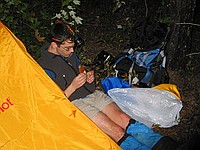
[1,0,199,148]
[77,0,200,147]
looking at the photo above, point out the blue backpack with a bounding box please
[113,17,170,87]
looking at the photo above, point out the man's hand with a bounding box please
[64,71,94,98]
[86,70,95,84]
[64,73,86,98]
[71,73,87,89]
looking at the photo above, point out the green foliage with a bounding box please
[112,0,126,13]
[52,0,83,26]
[0,0,82,59]
[1,0,48,58]
[156,0,171,24]
[76,45,92,66]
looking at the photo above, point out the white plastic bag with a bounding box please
[108,88,183,128]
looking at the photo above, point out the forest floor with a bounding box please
[78,0,200,148]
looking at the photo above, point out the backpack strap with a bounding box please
[128,61,135,85]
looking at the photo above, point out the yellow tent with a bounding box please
[0,22,120,149]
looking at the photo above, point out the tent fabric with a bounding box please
[153,84,181,100]
[0,22,120,150]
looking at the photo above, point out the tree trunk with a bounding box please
[166,0,196,70]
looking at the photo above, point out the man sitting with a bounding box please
[37,20,178,150]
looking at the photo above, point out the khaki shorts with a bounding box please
[71,90,113,119]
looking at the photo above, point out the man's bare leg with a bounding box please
[91,111,125,142]
[92,109,152,150]
[101,102,131,129]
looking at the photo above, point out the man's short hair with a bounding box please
[51,20,74,46]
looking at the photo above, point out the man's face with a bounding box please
[57,39,75,58]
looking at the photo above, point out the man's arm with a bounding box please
[64,73,87,98]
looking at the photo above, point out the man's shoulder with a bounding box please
[38,43,55,62]
[40,43,50,52]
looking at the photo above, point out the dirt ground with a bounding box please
[78,0,200,148]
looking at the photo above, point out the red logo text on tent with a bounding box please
[0,97,14,112]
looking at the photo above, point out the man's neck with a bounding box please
[48,45,59,55]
